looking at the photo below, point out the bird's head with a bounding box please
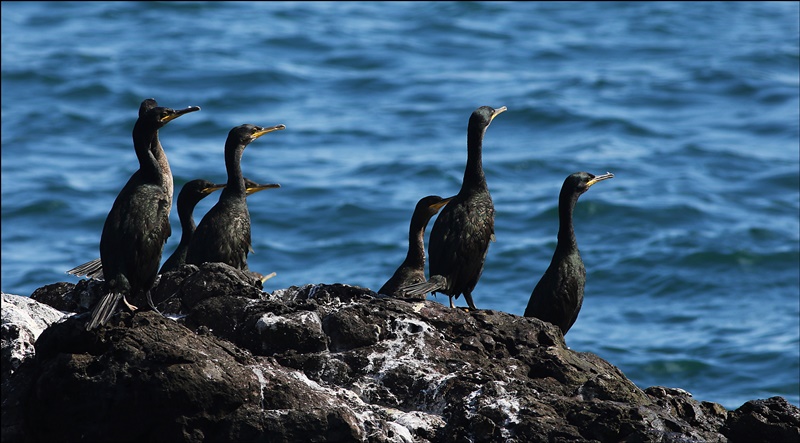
[566,171,615,196]
[416,195,454,218]
[469,105,507,129]
[138,98,201,129]
[229,123,286,146]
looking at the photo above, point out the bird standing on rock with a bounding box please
[185,123,285,271]
[400,105,506,310]
[378,195,453,297]
[524,171,614,336]
[69,98,187,282]
[86,99,200,330]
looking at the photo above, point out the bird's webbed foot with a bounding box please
[122,296,138,312]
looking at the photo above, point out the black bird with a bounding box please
[524,171,614,335]
[378,195,453,297]
[401,105,506,310]
[160,177,280,274]
[158,179,225,274]
[68,99,182,281]
[242,177,283,285]
[185,124,285,271]
[86,99,200,330]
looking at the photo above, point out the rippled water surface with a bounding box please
[2,1,798,410]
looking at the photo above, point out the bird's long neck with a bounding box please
[556,189,579,251]
[177,199,198,246]
[150,136,173,203]
[220,142,247,200]
[132,124,161,184]
[461,126,487,193]
[403,213,430,269]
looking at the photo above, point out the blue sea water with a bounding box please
[2,1,798,411]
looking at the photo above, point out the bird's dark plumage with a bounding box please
[401,105,506,309]
[86,99,200,330]
[185,123,285,271]
[524,171,614,335]
[378,195,453,297]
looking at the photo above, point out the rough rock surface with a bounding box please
[2,263,798,442]
[1,292,69,380]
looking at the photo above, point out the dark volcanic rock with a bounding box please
[30,279,103,314]
[3,264,799,443]
[723,396,800,443]
[28,311,262,442]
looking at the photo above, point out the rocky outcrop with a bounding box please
[2,263,798,442]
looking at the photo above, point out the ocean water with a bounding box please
[2,1,798,411]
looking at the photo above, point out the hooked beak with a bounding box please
[246,183,281,195]
[587,172,614,187]
[161,105,201,123]
[252,124,286,139]
[260,272,277,283]
[490,106,507,121]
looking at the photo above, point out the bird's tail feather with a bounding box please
[85,292,122,331]
[400,275,448,297]
[67,258,105,280]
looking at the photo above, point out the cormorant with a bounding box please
[158,179,225,274]
[185,123,285,271]
[68,178,279,279]
[401,106,506,310]
[160,177,280,274]
[86,99,200,330]
[523,171,614,335]
[378,195,453,297]
[67,99,179,281]
[244,178,282,282]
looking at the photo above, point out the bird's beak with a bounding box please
[260,272,277,283]
[161,106,201,123]
[490,106,507,121]
[253,124,286,139]
[246,183,281,195]
[431,196,454,211]
[201,184,225,194]
[587,172,614,187]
